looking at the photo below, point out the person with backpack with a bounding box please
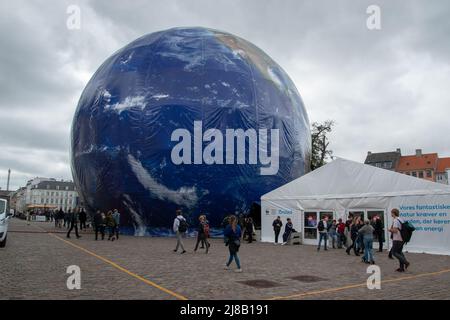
[173,209,187,254]
[389,208,410,272]
[272,216,283,244]
[105,211,117,241]
[224,215,242,273]
[317,216,329,251]
[194,215,210,254]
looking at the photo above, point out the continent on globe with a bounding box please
[71,27,311,236]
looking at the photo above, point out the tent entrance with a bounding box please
[348,209,388,249]
[303,211,335,245]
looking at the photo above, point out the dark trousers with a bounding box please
[79,220,86,230]
[346,237,359,255]
[95,226,105,240]
[194,236,209,253]
[274,229,281,243]
[376,231,384,251]
[115,225,120,239]
[67,222,80,238]
[247,230,253,243]
[392,240,409,270]
[318,232,328,250]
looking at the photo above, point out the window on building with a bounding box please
[419,171,424,179]
[66,186,69,190]
[412,172,417,177]
[56,186,60,190]
[46,185,50,189]
[51,192,54,196]
[426,170,432,178]
[405,172,410,175]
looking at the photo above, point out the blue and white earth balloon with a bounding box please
[71,27,311,235]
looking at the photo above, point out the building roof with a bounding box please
[437,157,450,173]
[365,151,401,165]
[397,153,438,171]
[262,158,450,201]
[33,180,76,191]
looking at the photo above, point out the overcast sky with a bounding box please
[1,0,449,190]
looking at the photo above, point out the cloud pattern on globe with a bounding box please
[71,27,311,235]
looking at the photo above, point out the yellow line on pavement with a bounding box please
[48,233,188,300]
[268,268,450,300]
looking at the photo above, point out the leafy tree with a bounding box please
[311,120,335,171]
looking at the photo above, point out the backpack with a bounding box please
[400,220,415,244]
[178,218,188,233]
[203,223,210,238]
[317,220,325,232]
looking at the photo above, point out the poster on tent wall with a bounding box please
[389,195,450,255]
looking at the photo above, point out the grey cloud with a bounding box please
[0,0,449,190]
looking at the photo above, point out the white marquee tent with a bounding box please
[261,158,450,255]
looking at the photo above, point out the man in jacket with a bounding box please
[66,209,81,239]
[272,216,283,244]
[317,216,329,251]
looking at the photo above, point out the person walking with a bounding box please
[105,211,117,241]
[328,220,338,249]
[112,209,121,240]
[336,218,346,249]
[173,209,187,254]
[224,215,242,272]
[282,218,296,245]
[358,220,375,264]
[317,216,329,251]
[373,215,384,252]
[194,215,210,253]
[66,209,81,239]
[79,208,87,231]
[272,216,283,244]
[389,208,410,272]
[93,210,105,240]
[245,217,254,243]
[346,218,360,256]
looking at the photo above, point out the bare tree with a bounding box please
[311,120,335,171]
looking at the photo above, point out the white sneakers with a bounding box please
[225,265,243,273]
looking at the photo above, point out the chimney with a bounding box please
[416,149,422,157]
[396,148,401,154]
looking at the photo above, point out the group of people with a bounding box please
[51,207,121,242]
[172,210,244,273]
[272,208,411,272]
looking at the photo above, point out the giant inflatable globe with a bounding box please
[71,27,311,235]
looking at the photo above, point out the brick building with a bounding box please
[364,149,449,184]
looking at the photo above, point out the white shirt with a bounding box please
[392,217,403,241]
[173,215,185,233]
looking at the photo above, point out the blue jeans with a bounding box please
[318,232,328,250]
[363,237,374,262]
[227,250,241,269]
